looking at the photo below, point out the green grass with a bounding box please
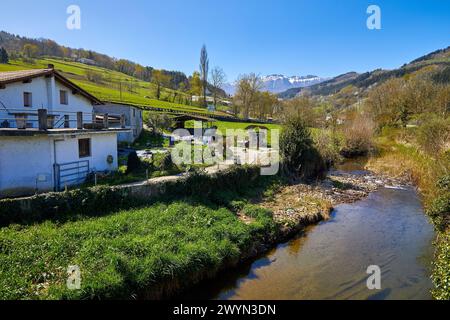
[0,201,275,300]
[0,58,229,116]
[131,129,170,150]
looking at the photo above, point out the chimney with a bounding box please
[47,64,54,69]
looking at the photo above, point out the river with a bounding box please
[182,166,436,300]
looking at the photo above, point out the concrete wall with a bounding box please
[0,132,118,198]
[0,75,93,128]
[0,135,54,196]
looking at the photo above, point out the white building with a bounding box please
[94,102,143,144]
[0,66,128,198]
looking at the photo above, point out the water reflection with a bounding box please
[182,187,435,300]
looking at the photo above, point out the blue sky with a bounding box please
[0,0,449,81]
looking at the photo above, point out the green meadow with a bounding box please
[0,58,227,115]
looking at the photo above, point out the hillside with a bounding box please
[0,57,230,116]
[279,46,450,100]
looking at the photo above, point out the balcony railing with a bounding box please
[0,108,126,130]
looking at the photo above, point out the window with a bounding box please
[23,92,32,107]
[78,138,91,158]
[60,90,68,105]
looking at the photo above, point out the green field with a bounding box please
[0,58,229,115]
[0,200,275,299]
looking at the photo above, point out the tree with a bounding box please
[280,114,326,180]
[146,113,173,135]
[0,47,8,64]
[281,96,320,126]
[189,71,202,103]
[233,73,262,118]
[23,44,39,59]
[199,45,209,107]
[210,66,226,108]
[255,91,278,120]
[151,70,171,100]
[126,151,141,174]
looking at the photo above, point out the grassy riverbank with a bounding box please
[0,164,337,300]
[0,201,276,300]
[366,128,450,300]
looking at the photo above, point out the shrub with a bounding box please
[85,69,103,83]
[0,165,262,227]
[341,114,375,157]
[313,129,343,166]
[280,115,326,180]
[427,174,450,231]
[416,116,450,155]
[126,151,141,174]
[432,233,450,300]
[159,153,173,171]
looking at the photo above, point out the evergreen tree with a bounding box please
[0,47,9,64]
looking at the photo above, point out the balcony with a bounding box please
[0,108,129,136]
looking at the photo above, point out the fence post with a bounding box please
[120,114,126,128]
[103,113,109,129]
[92,112,96,124]
[64,115,70,128]
[38,109,48,130]
[77,112,83,130]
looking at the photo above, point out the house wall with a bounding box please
[0,132,118,198]
[0,135,54,197]
[94,103,143,143]
[54,132,118,171]
[0,75,93,129]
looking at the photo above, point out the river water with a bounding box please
[183,167,436,300]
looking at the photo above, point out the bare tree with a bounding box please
[210,66,226,108]
[199,45,209,107]
[233,73,262,119]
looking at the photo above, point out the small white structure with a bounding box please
[0,66,128,197]
[94,102,143,143]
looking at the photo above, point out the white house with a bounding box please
[0,66,129,198]
[94,102,143,144]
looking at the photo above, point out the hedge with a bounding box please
[0,165,261,227]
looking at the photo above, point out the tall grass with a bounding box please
[0,202,276,300]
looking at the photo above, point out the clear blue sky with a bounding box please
[0,0,449,81]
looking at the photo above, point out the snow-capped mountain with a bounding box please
[222,74,326,96]
[260,74,324,93]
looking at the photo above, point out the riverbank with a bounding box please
[365,129,449,300]
[0,165,397,300]
[185,185,434,300]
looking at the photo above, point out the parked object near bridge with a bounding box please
[0,66,129,198]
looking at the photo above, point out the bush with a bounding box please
[341,114,375,157]
[0,166,262,227]
[416,116,450,155]
[126,151,141,174]
[280,115,326,180]
[432,233,450,300]
[159,153,173,171]
[313,129,343,166]
[85,69,104,83]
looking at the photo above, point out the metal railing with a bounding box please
[0,108,126,130]
[54,160,90,191]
